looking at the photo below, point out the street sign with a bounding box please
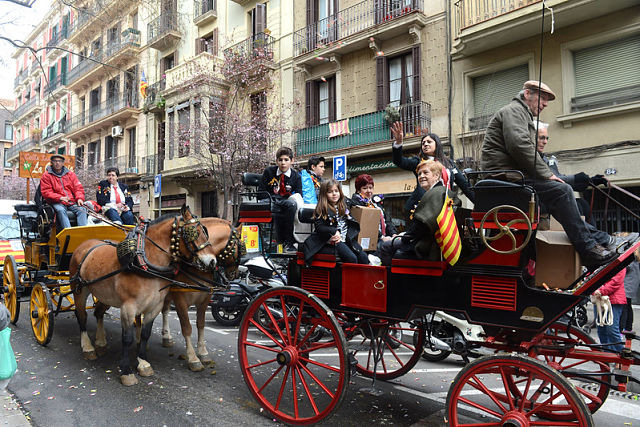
[333,155,347,181]
[154,174,162,198]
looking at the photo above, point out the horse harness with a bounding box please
[72,216,219,294]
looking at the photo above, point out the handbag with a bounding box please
[0,328,17,380]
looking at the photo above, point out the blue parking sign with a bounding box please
[154,174,162,198]
[333,155,347,181]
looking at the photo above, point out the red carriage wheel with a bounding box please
[528,322,610,418]
[446,354,594,427]
[237,286,349,425]
[352,319,425,381]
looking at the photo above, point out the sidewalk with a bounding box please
[0,387,30,426]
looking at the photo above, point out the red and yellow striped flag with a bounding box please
[434,195,461,265]
[0,240,24,264]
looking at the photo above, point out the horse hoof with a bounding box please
[198,354,213,365]
[138,365,154,377]
[121,374,138,386]
[162,338,175,348]
[188,361,205,372]
[95,346,107,357]
[83,351,97,360]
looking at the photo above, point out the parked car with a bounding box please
[0,200,26,266]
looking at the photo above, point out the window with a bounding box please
[3,148,10,168]
[131,11,138,30]
[196,29,218,55]
[91,38,101,56]
[305,76,335,126]
[88,140,100,165]
[178,107,190,157]
[75,145,85,169]
[388,52,413,107]
[250,3,267,38]
[105,135,117,160]
[57,146,65,155]
[471,63,529,130]
[161,53,175,75]
[128,127,136,169]
[250,92,267,144]
[317,0,337,43]
[571,34,640,112]
[4,124,12,141]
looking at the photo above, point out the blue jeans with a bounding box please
[52,203,88,229]
[594,304,624,352]
[105,208,135,225]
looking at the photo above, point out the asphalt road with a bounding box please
[5,302,640,426]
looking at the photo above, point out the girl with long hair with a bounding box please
[302,180,369,266]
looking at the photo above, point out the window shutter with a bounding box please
[212,28,219,55]
[473,64,528,118]
[306,0,315,25]
[255,3,267,35]
[329,76,336,122]
[574,35,640,98]
[305,80,313,126]
[376,55,388,110]
[412,45,421,102]
[195,38,204,55]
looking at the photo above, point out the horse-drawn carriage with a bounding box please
[2,200,128,345]
[235,172,640,425]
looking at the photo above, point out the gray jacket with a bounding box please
[481,94,553,180]
[624,261,640,298]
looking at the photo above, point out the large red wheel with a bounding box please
[529,322,610,418]
[446,354,594,427]
[351,319,425,380]
[238,286,349,425]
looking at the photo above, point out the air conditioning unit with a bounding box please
[111,126,124,137]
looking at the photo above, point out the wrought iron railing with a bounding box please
[47,27,69,47]
[142,154,161,175]
[105,28,141,57]
[67,50,104,85]
[69,95,139,132]
[194,0,216,20]
[454,0,541,33]
[293,0,423,56]
[147,12,179,45]
[43,73,67,93]
[14,68,29,87]
[6,137,39,160]
[224,32,275,62]
[42,118,67,141]
[13,95,40,119]
[295,100,430,156]
[104,155,140,173]
[143,79,166,109]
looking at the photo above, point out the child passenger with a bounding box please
[258,147,302,253]
[302,179,369,266]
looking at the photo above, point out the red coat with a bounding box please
[597,269,627,305]
[40,166,85,205]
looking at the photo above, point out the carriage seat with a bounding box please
[298,208,314,224]
[238,172,272,224]
[34,185,78,238]
[13,204,39,240]
[472,179,537,215]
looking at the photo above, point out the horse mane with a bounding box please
[149,212,180,226]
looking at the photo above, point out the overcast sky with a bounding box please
[0,0,51,102]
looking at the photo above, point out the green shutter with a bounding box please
[574,35,640,97]
[473,64,529,118]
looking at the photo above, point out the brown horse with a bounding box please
[160,218,244,371]
[69,206,221,386]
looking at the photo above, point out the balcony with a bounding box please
[46,28,69,61]
[293,0,426,65]
[104,28,142,65]
[147,12,181,51]
[14,68,29,88]
[67,95,139,139]
[43,73,67,95]
[143,79,166,113]
[141,154,161,176]
[163,52,221,98]
[194,0,217,26]
[67,0,123,44]
[452,0,638,57]
[41,118,67,144]
[223,33,277,75]
[31,61,40,75]
[13,95,40,120]
[66,51,104,91]
[6,137,40,162]
[104,155,142,177]
[295,100,430,157]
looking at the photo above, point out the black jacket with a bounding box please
[258,166,302,200]
[349,193,398,237]
[96,180,134,210]
[392,145,475,214]
[302,211,363,265]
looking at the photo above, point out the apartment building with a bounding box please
[9,2,75,171]
[141,0,295,218]
[0,100,13,178]
[450,0,640,232]
[291,0,449,223]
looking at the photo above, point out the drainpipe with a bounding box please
[446,0,454,164]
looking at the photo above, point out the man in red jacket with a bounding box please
[40,154,87,230]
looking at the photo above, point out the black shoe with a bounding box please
[582,244,617,269]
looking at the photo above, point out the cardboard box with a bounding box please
[535,230,582,289]
[351,206,380,251]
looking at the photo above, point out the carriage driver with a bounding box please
[40,154,88,230]
[481,80,617,269]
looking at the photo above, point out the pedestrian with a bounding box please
[0,303,17,390]
[620,249,640,333]
[593,269,626,352]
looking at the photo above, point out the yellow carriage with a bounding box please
[3,203,127,345]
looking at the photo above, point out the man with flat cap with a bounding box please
[40,154,88,230]
[481,80,616,268]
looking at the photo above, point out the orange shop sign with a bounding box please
[18,152,76,179]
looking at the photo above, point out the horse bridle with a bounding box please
[170,216,212,262]
[216,225,246,279]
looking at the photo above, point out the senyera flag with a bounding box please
[434,192,461,265]
[140,70,148,98]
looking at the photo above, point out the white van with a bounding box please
[0,200,27,265]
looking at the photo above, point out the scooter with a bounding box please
[422,311,485,363]
[210,255,286,326]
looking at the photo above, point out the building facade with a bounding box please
[450,0,640,232]
[0,100,13,178]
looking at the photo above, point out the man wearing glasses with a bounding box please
[40,154,88,230]
[481,80,616,268]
